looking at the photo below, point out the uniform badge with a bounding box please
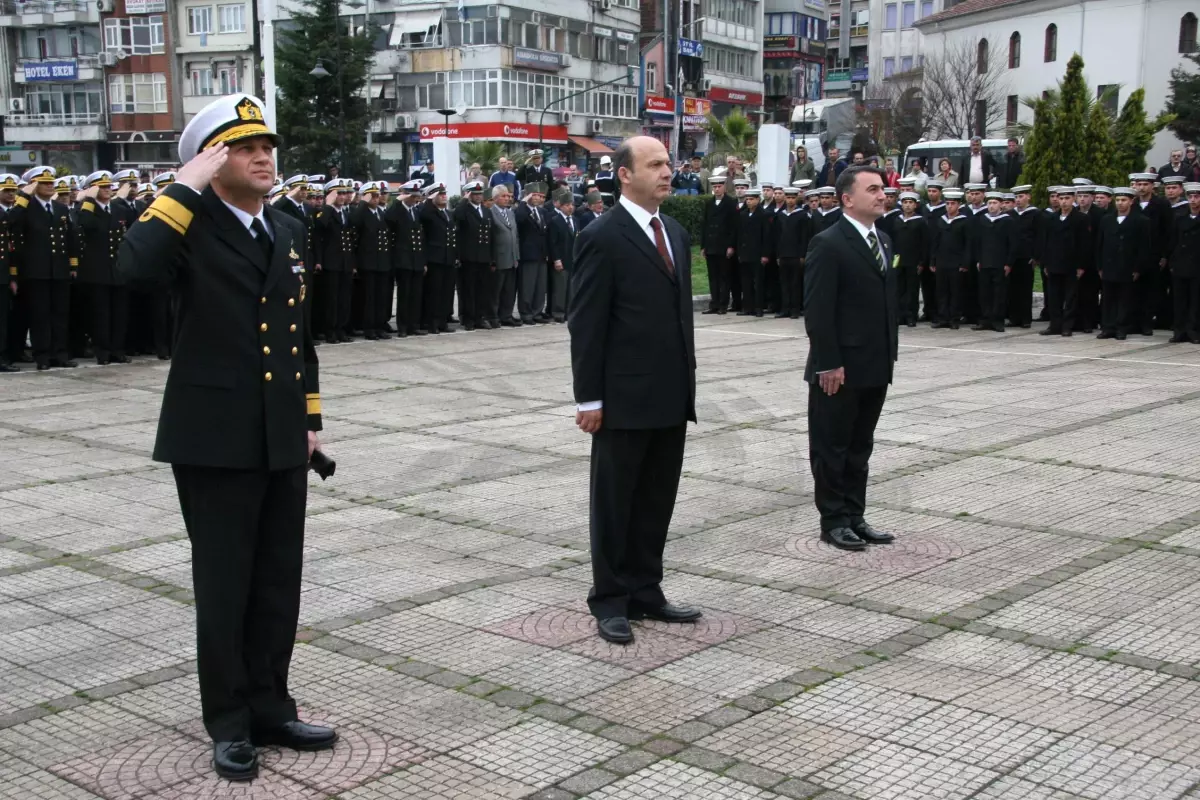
[299,282,307,303]
[289,245,300,260]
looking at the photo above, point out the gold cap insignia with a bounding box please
[236,97,264,122]
[289,246,299,260]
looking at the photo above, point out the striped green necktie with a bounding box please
[867,231,885,274]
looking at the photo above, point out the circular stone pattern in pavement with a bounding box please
[259,724,430,794]
[786,532,966,567]
[487,607,597,647]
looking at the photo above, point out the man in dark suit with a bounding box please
[515,184,549,324]
[419,183,457,333]
[546,187,577,323]
[116,94,335,781]
[804,166,899,551]
[454,181,494,330]
[351,182,392,339]
[385,180,427,337]
[958,136,995,186]
[700,175,739,314]
[574,191,604,232]
[569,136,700,645]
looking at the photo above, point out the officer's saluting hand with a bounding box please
[116,93,334,783]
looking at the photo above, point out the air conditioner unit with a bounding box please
[590,119,603,133]
[9,98,25,113]
[530,11,541,23]
[98,52,118,67]
[395,113,416,129]
[96,0,114,11]
[599,0,612,9]
[560,110,572,124]
[702,78,712,92]
[560,54,571,66]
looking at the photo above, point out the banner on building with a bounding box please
[418,121,568,143]
[125,0,167,12]
[22,61,78,81]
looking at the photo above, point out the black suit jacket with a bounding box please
[386,200,426,272]
[420,201,458,266]
[569,201,696,430]
[313,203,353,272]
[701,194,739,255]
[116,184,320,471]
[547,209,577,271]
[515,202,547,262]
[957,151,996,184]
[8,193,78,280]
[76,200,127,285]
[1097,214,1152,283]
[803,216,898,388]
[352,204,390,272]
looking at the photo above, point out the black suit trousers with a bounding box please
[459,261,488,326]
[395,270,423,334]
[89,284,130,361]
[422,263,453,331]
[588,423,686,619]
[1007,261,1034,325]
[27,278,71,365]
[808,382,887,532]
[1101,280,1134,334]
[1044,272,1078,332]
[935,267,963,324]
[362,271,389,334]
[739,261,765,313]
[493,268,518,323]
[977,268,1006,327]
[896,263,919,323]
[171,463,306,743]
[1172,275,1200,337]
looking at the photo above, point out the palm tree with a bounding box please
[458,141,505,175]
[705,109,757,166]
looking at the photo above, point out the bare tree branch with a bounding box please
[861,69,928,152]
[920,38,1011,139]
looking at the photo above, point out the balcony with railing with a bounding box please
[3,111,105,142]
[0,0,98,26]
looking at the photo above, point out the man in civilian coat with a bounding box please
[957,136,995,186]
[804,166,899,552]
[515,184,549,324]
[546,187,577,323]
[488,184,521,327]
[568,136,700,645]
[700,175,739,314]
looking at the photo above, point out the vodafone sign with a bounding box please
[417,121,568,143]
[706,87,764,106]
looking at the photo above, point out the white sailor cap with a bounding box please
[899,191,920,202]
[709,174,727,184]
[528,149,544,157]
[1071,177,1092,186]
[943,189,964,200]
[818,186,836,195]
[0,173,20,190]
[1056,186,1078,195]
[783,186,801,196]
[984,191,1003,200]
[307,182,322,193]
[1092,186,1113,196]
[284,174,308,188]
[1002,193,1015,200]
[792,179,813,189]
[733,178,751,187]
[81,170,114,189]
[359,181,380,195]
[883,187,898,196]
[179,93,280,163]
[463,180,485,193]
[1047,185,1062,194]
[424,182,447,196]
[1113,186,1136,197]
[349,180,362,191]
[744,188,761,197]
[21,166,56,184]
[308,173,326,184]
[1162,175,1186,185]
[804,189,820,198]
[1185,182,1200,194]
[153,171,177,187]
[761,182,775,190]
[1012,184,1033,194]
[137,183,155,197]
[322,179,342,193]
[1129,172,1157,182]
[399,179,424,193]
[267,185,287,200]
[113,168,140,184]
[1074,184,1095,193]
[963,182,988,191]
[337,179,355,193]
[925,179,945,189]
[599,155,612,166]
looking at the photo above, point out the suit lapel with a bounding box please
[203,188,269,274]
[614,203,674,283]
[262,207,294,296]
[838,216,884,278]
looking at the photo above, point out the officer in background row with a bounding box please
[386,179,427,337]
[0,174,19,371]
[76,170,130,365]
[116,93,334,782]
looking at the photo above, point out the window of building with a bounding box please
[1181,12,1198,53]
[885,4,896,29]
[218,4,245,33]
[1006,94,1018,127]
[1008,31,1020,68]
[1044,23,1057,62]
[977,38,988,73]
[883,57,895,77]
[190,67,213,95]
[21,82,104,120]
[1097,84,1118,117]
[108,73,168,114]
[975,99,987,136]
[920,0,932,18]
[415,69,637,118]
[901,2,914,27]
[18,27,101,59]
[217,64,241,93]
[645,61,657,93]
[900,55,913,72]
[187,7,213,35]
[103,16,165,54]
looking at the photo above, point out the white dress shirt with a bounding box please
[221,198,274,242]
[969,154,984,184]
[577,195,676,413]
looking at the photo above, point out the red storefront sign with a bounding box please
[417,121,568,143]
[645,96,676,114]
[706,87,764,106]
[683,97,712,116]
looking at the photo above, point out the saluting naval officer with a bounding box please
[76,170,131,365]
[116,93,335,782]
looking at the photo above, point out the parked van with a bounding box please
[902,138,1011,185]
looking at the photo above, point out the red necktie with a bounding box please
[649,217,674,277]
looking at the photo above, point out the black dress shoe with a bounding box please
[634,603,702,623]
[971,324,987,331]
[1170,334,1188,343]
[37,363,51,371]
[212,740,257,781]
[851,521,896,544]
[252,721,337,751]
[701,308,719,315]
[364,332,379,340]
[412,329,428,336]
[96,358,110,366]
[1039,328,1059,336]
[1096,331,1115,339]
[51,359,78,368]
[111,354,131,363]
[1061,331,1073,337]
[1116,332,1127,340]
[821,527,867,551]
[597,616,633,644]
[0,363,19,372]
[384,323,396,333]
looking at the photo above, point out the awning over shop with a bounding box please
[388,10,441,47]
[568,135,613,154]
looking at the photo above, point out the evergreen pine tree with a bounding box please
[274,0,376,176]
[1166,53,1200,145]
[1113,89,1159,176]
[1018,96,1056,207]
[1083,100,1121,189]
[1054,54,1090,185]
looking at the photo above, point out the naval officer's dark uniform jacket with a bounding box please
[420,201,457,331]
[313,202,354,338]
[385,200,426,335]
[117,182,321,744]
[453,199,494,328]
[351,203,391,336]
[77,198,130,363]
[8,192,79,367]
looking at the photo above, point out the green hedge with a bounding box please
[660,195,710,242]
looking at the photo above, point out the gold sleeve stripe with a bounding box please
[147,195,194,233]
[306,394,322,415]
[81,200,95,212]
[69,258,79,267]
[15,196,28,208]
[140,207,186,235]
[7,267,16,276]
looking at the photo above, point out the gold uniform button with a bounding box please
[265,372,273,381]
[263,346,271,355]
[291,346,298,355]
[288,298,295,307]
[289,324,297,332]
[260,323,268,332]
[295,372,301,380]
[261,296,267,304]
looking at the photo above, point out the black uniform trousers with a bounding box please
[317,270,351,339]
[920,268,938,321]
[1135,268,1161,333]
[739,262,765,314]
[703,252,728,312]
[459,261,488,327]
[1044,272,1078,333]
[0,285,10,364]
[961,265,979,323]
[27,278,71,365]
[896,263,919,324]
[6,289,28,362]
[493,268,518,324]
[68,283,90,358]
[89,285,130,362]
[1172,276,1200,339]
[977,268,1007,329]
[171,463,307,743]
[587,423,686,620]
[350,272,366,333]
[422,263,454,331]
[808,382,887,533]
[362,271,390,335]
[935,267,963,325]
[1007,261,1034,326]
[395,270,423,334]
[778,257,804,317]
[764,261,780,311]
[728,259,743,311]
[1076,271,1100,331]
[1101,281,1135,335]
[481,267,500,325]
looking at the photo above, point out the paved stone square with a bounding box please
[3,315,1200,798]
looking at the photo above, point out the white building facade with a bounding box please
[868,0,948,83]
[174,0,254,123]
[915,0,1197,168]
